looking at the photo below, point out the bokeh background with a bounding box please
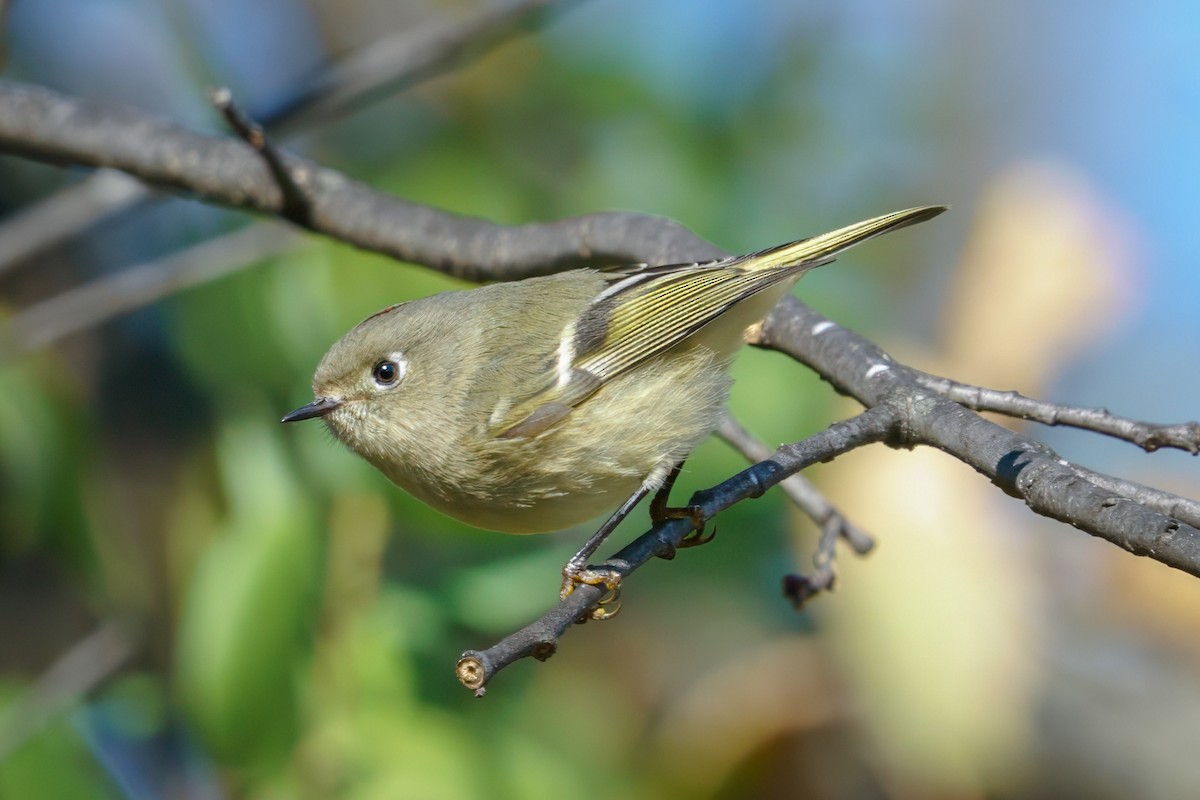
[2,1,1199,797]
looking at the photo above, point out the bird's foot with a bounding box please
[560,561,623,621]
[654,504,714,548]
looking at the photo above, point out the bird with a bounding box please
[283,205,946,613]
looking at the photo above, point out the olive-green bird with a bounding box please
[284,206,945,603]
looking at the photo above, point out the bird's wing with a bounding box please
[490,206,946,439]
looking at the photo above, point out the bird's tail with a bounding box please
[740,205,948,272]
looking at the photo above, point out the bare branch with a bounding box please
[0,81,722,282]
[716,412,873,608]
[0,170,150,277]
[273,0,584,134]
[1055,468,1200,531]
[6,223,298,352]
[5,79,1196,698]
[752,297,1200,578]
[0,619,140,762]
[0,0,581,275]
[455,272,1200,693]
[913,371,1200,454]
[211,88,313,227]
[716,413,875,555]
[456,406,897,695]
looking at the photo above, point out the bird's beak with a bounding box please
[281,397,342,423]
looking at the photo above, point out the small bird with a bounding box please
[283,206,945,610]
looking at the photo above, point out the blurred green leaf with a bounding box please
[0,363,70,545]
[0,684,117,799]
[175,414,322,767]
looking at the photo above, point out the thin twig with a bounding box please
[1070,468,1200,530]
[456,405,898,695]
[0,81,723,281]
[753,297,1200,578]
[913,371,1200,455]
[0,0,579,276]
[272,0,583,134]
[6,223,298,352]
[0,170,150,277]
[716,413,875,554]
[211,88,313,227]
[716,413,872,609]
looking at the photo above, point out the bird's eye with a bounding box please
[372,358,402,385]
[369,352,407,387]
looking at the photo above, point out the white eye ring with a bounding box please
[371,352,408,387]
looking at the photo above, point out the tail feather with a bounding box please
[741,205,948,272]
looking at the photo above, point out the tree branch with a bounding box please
[0,169,150,277]
[0,618,140,762]
[210,89,313,227]
[0,80,720,281]
[716,413,875,555]
[2,80,1196,696]
[272,0,583,134]
[751,297,1200,577]
[5,222,298,352]
[0,0,582,275]
[912,371,1200,454]
[1075,470,1200,530]
[715,413,874,607]
[456,406,898,695]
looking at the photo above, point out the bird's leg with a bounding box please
[560,481,652,617]
[649,461,712,549]
[560,461,712,620]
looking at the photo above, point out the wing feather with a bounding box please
[491,206,946,438]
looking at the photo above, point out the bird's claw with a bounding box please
[681,521,716,548]
[560,564,623,621]
[655,504,713,548]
